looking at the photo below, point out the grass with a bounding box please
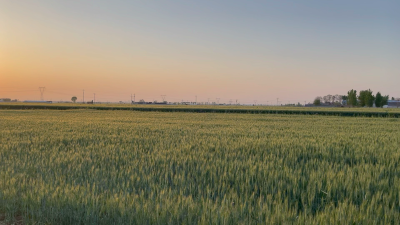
[1,109,400,224]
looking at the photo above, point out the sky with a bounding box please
[1,0,399,104]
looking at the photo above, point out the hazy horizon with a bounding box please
[1,1,399,104]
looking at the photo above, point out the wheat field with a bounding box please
[1,110,400,224]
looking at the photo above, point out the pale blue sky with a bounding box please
[1,1,399,103]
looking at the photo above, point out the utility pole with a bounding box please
[131,94,133,103]
[254,100,257,106]
[134,94,135,103]
[236,99,238,105]
[195,95,197,105]
[83,90,85,103]
[39,87,45,100]
[94,93,95,104]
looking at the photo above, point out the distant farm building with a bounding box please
[385,100,400,108]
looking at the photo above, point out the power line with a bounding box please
[39,87,45,100]
[46,90,74,96]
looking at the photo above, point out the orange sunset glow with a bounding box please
[1,1,399,104]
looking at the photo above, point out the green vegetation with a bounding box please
[1,110,400,224]
[313,97,321,106]
[347,89,358,107]
[375,92,389,108]
[0,103,399,117]
[358,89,375,107]
[71,96,77,103]
[316,88,393,108]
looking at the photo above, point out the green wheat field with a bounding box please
[1,109,400,224]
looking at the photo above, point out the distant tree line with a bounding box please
[313,94,343,106]
[314,89,391,107]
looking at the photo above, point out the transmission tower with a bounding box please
[161,95,166,102]
[39,87,45,100]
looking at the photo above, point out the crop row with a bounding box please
[0,104,399,117]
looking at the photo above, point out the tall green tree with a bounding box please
[374,92,390,107]
[347,89,357,106]
[358,89,374,107]
[366,91,375,107]
[375,92,383,107]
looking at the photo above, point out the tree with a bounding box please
[358,91,366,107]
[358,89,374,107]
[331,95,336,103]
[322,95,333,104]
[347,89,357,107]
[366,91,375,107]
[375,92,383,107]
[313,97,321,106]
[71,96,77,103]
[382,95,389,106]
[334,95,341,103]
